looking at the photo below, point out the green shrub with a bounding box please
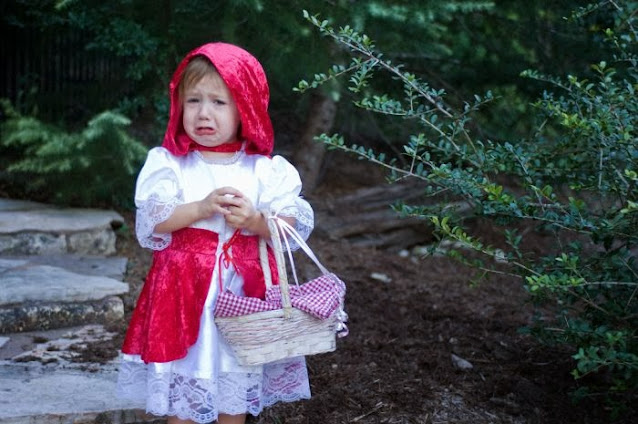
[0,103,148,208]
[298,1,637,410]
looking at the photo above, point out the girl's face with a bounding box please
[182,73,240,149]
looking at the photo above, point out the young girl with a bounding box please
[117,42,314,424]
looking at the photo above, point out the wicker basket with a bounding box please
[215,217,343,366]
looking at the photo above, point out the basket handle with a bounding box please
[260,215,336,319]
[268,216,330,285]
[259,217,292,318]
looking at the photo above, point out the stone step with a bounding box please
[0,198,149,423]
[0,324,114,361]
[0,198,124,256]
[0,360,156,424]
[0,256,129,333]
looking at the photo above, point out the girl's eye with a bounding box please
[186,97,200,104]
[214,99,226,105]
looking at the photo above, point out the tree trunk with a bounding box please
[293,92,337,194]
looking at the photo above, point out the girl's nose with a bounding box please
[198,101,214,119]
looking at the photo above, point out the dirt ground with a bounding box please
[100,152,634,424]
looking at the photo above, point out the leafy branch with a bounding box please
[298,1,638,405]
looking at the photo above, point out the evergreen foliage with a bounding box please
[0,103,147,208]
[297,0,638,410]
[2,0,572,142]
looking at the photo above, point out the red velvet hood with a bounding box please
[162,42,274,156]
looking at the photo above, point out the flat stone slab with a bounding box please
[0,258,128,332]
[0,296,124,333]
[0,208,124,233]
[0,259,128,305]
[2,254,128,280]
[0,199,50,212]
[0,198,124,255]
[3,324,117,363]
[0,361,156,424]
[0,326,84,360]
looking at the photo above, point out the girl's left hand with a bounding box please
[223,191,265,235]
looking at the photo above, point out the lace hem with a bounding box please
[117,357,310,423]
[135,195,182,250]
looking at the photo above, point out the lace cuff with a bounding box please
[269,198,314,250]
[135,195,181,250]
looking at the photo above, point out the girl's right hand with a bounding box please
[198,186,244,219]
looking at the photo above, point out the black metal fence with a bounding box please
[1,26,129,124]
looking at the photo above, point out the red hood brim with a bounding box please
[162,42,274,156]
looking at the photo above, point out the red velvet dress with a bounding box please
[121,227,278,363]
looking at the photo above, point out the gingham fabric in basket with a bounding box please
[266,273,345,319]
[214,290,280,317]
[215,273,345,320]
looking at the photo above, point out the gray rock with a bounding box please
[0,207,123,233]
[0,232,67,255]
[0,296,125,333]
[68,228,118,255]
[451,353,474,370]
[11,324,118,363]
[0,258,128,332]
[0,327,82,360]
[0,199,146,423]
[0,361,156,424]
[2,254,128,280]
[0,199,50,212]
[0,259,128,305]
[0,201,124,255]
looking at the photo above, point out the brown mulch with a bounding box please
[91,154,633,424]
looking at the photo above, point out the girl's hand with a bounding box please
[197,187,244,218]
[224,193,261,229]
[154,186,266,235]
[218,188,269,237]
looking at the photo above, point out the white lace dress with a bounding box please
[117,146,314,422]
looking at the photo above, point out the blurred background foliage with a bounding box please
[2,0,615,137]
[0,0,630,206]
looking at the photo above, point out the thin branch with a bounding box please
[598,147,604,189]
[568,288,612,316]
[507,145,546,213]
[580,281,638,287]
[321,25,484,165]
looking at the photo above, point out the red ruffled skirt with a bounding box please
[122,227,278,363]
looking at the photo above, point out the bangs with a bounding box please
[179,56,220,99]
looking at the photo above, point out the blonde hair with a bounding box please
[178,56,220,100]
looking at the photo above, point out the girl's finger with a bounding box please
[215,186,244,198]
[219,196,243,208]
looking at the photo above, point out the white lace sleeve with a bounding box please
[257,155,314,249]
[273,198,314,245]
[134,147,183,250]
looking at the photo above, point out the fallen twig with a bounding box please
[350,401,385,422]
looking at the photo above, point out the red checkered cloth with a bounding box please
[266,273,345,319]
[214,273,345,320]
[214,291,280,317]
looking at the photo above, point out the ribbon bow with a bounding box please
[218,229,242,290]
